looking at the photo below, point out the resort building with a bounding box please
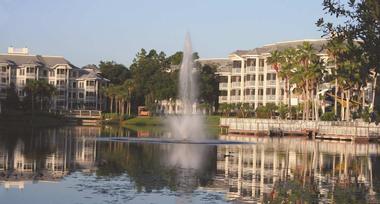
[204,39,378,110]
[209,39,331,108]
[0,47,109,110]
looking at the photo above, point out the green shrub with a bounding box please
[320,112,337,121]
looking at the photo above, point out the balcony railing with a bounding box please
[245,81,255,87]
[267,80,276,86]
[56,74,67,78]
[232,68,241,74]
[244,95,255,101]
[267,95,276,100]
[246,66,256,73]
[258,81,264,86]
[219,96,227,102]
[219,83,228,89]
[231,82,241,88]
[257,95,263,100]
[258,67,264,72]
[231,95,241,101]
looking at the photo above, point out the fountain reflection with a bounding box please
[1,126,380,203]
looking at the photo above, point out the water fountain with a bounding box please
[168,33,205,141]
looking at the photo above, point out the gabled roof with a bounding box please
[77,67,110,82]
[0,54,78,69]
[231,39,328,57]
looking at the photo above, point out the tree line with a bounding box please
[100,49,219,116]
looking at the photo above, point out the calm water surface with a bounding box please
[0,125,380,203]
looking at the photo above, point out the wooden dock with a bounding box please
[220,118,380,142]
[61,110,102,125]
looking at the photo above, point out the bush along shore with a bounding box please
[0,110,68,128]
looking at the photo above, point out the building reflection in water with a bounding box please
[0,126,100,190]
[216,135,380,203]
[0,126,379,203]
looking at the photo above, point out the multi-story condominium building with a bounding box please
[213,39,330,108]
[0,47,109,110]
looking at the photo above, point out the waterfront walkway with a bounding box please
[220,118,380,142]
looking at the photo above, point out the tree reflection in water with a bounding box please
[0,126,380,203]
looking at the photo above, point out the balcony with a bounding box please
[258,81,264,86]
[219,83,228,89]
[246,66,256,73]
[231,82,241,88]
[219,96,227,102]
[257,95,263,100]
[244,95,255,101]
[259,67,264,72]
[245,81,255,87]
[267,80,276,86]
[232,68,241,74]
[267,95,276,100]
[56,74,67,79]
[231,95,241,101]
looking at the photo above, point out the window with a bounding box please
[72,82,77,88]
[72,92,77,99]
[43,70,48,77]
[232,61,242,68]
[86,81,95,86]
[1,67,6,72]
[245,89,255,95]
[266,73,276,80]
[26,67,35,74]
[56,80,66,86]
[57,69,66,75]
[49,70,55,77]
[1,78,6,83]
[259,74,264,81]
[258,89,264,95]
[259,59,265,67]
[246,59,256,67]
[79,93,84,98]
[266,88,276,95]
[86,91,95,97]
[19,69,25,76]
[79,82,84,88]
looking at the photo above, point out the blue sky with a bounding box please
[0,0,328,67]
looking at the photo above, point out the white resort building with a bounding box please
[207,39,331,108]
[0,47,109,110]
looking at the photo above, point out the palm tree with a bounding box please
[297,42,318,120]
[325,38,347,117]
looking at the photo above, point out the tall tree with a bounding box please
[317,0,380,115]
[99,61,131,85]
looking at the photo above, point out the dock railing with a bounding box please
[220,118,380,140]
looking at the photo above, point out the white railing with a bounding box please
[267,80,276,86]
[244,95,255,101]
[246,66,256,73]
[245,81,255,87]
[219,96,228,102]
[232,68,241,74]
[266,95,276,100]
[258,81,264,86]
[231,96,241,101]
[232,82,241,88]
[219,83,228,89]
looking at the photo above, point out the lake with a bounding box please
[0,125,379,203]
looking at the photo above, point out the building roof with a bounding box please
[0,54,78,69]
[196,58,232,72]
[231,39,328,57]
[77,67,110,82]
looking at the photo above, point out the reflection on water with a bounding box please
[0,126,379,203]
